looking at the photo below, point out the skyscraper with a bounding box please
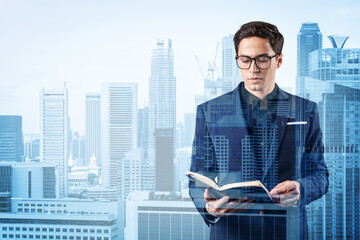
[85,93,101,166]
[71,132,86,165]
[222,34,242,92]
[297,33,360,239]
[148,38,176,191]
[0,115,23,162]
[297,22,322,77]
[40,85,69,198]
[101,83,138,190]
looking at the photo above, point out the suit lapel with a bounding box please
[262,89,292,182]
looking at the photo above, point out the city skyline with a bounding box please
[1,2,360,239]
[1,1,360,134]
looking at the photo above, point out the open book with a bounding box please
[186,171,273,202]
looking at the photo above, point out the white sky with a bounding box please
[1,0,359,134]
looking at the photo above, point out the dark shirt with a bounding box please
[239,82,280,188]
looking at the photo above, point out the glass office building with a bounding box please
[0,116,23,163]
[297,22,322,77]
[297,33,360,239]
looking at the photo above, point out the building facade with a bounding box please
[126,191,210,240]
[85,93,101,166]
[0,198,119,240]
[101,83,137,191]
[40,86,69,198]
[0,116,23,162]
[296,33,360,239]
[297,22,322,77]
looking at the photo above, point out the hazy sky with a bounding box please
[1,0,359,134]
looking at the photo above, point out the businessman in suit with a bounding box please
[188,21,329,240]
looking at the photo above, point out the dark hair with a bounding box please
[233,21,284,55]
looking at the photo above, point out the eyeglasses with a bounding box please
[235,54,278,70]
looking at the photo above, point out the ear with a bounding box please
[276,53,283,69]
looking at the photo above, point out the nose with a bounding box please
[249,59,260,73]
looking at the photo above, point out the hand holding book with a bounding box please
[204,187,255,218]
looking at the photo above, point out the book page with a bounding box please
[185,172,219,190]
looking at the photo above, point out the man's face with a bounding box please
[237,37,282,97]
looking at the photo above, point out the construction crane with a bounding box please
[195,42,221,82]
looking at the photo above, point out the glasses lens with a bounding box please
[255,56,271,69]
[237,56,252,69]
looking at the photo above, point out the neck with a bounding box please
[244,83,275,100]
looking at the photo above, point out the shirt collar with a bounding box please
[239,82,279,111]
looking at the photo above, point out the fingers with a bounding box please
[204,192,254,217]
[270,181,300,207]
[275,194,299,207]
[270,181,298,195]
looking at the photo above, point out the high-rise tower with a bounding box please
[101,83,138,190]
[85,93,101,166]
[148,38,176,191]
[0,116,23,162]
[297,22,322,77]
[222,34,242,92]
[40,84,69,198]
[297,30,360,239]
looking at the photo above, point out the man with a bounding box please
[189,21,329,240]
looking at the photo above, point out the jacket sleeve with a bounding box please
[188,104,218,226]
[298,103,329,205]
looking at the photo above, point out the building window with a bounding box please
[2,227,7,231]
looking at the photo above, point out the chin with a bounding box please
[245,83,263,92]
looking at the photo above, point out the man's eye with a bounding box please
[240,58,251,63]
[257,57,269,62]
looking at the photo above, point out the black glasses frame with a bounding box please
[235,54,278,70]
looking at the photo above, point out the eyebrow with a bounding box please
[238,53,271,58]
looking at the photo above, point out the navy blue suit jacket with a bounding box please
[189,83,329,240]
